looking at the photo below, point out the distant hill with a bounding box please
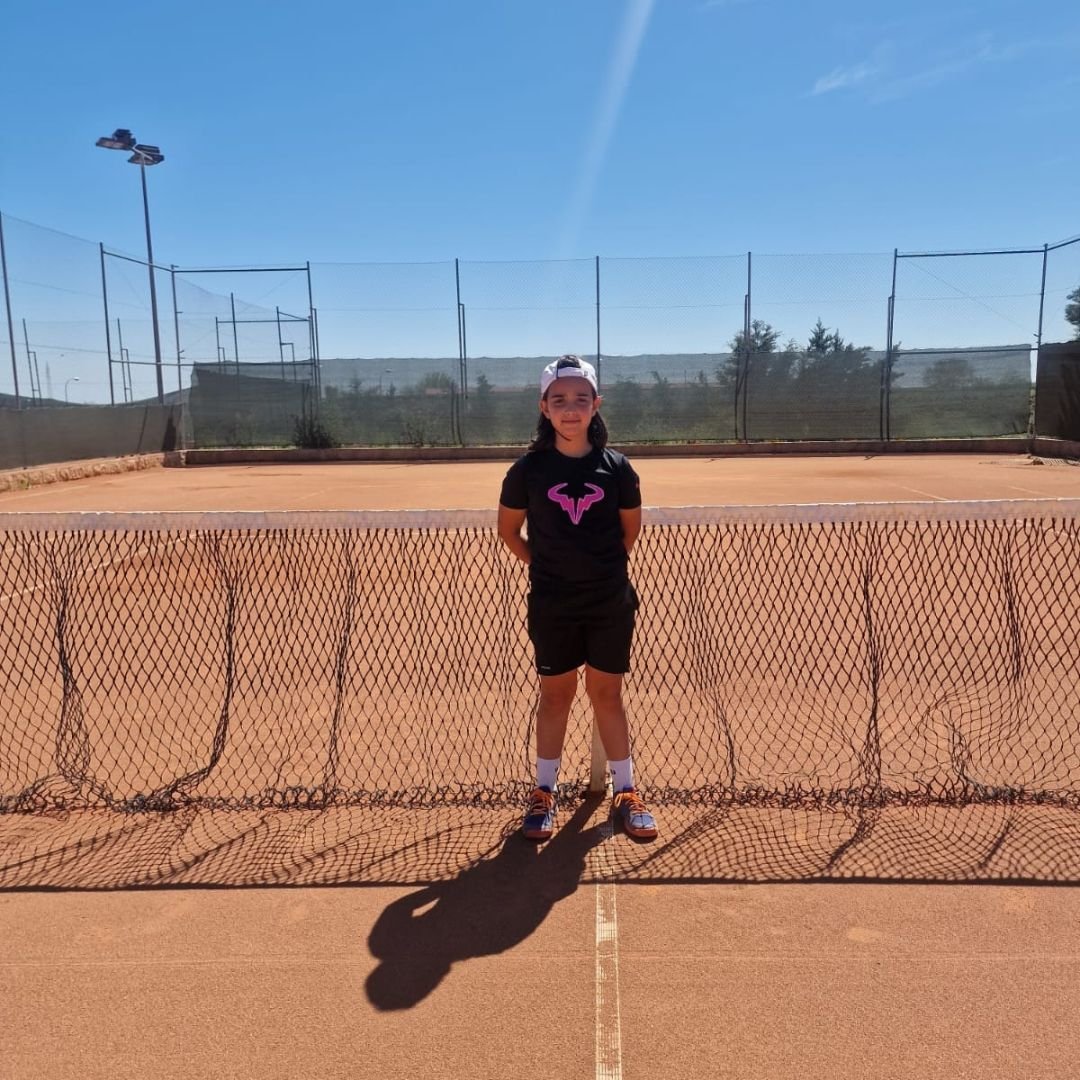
[0,389,186,409]
[319,347,1034,392]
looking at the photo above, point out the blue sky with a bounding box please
[2,0,1077,262]
[1,0,1078,401]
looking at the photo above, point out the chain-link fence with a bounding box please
[3,210,1078,458]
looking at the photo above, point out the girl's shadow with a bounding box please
[366,795,605,1010]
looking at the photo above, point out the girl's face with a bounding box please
[540,377,601,442]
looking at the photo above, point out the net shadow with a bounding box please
[4,800,1080,889]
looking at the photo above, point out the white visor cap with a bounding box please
[539,355,599,397]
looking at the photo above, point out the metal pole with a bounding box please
[230,291,240,375]
[0,212,19,408]
[215,317,222,370]
[455,258,463,394]
[171,264,182,397]
[21,319,31,402]
[459,303,468,396]
[883,247,898,441]
[1032,243,1050,440]
[740,251,752,441]
[100,243,116,405]
[140,162,165,402]
[276,305,285,379]
[312,307,321,386]
[116,319,130,402]
[595,255,601,386]
[1036,243,1049,349]
[305,261,319,397]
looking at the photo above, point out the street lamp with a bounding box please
[64,377,80,403]
[95,128,166,403]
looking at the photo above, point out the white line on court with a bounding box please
[893,484,947,501]
[594,806,623,1080]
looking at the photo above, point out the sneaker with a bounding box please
[522,786,557,841]
[612,788,657,839]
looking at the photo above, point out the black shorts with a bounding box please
[527,581,639,677]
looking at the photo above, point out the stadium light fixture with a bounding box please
[96,128,166,403]
[95,129,136,151]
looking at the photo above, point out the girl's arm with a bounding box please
[620,507,642,553]
[497,504,530,564]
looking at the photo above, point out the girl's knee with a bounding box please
[584,671,624,708]
[539,671,578,710]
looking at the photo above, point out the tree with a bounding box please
[799,318,875,384]
[417,371,455,393]
[718,319,780,389]
[1066,285,1080,339]
[924,355,977,391]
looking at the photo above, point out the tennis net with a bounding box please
[2,501,1080,815]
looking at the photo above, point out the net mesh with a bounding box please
[3,502,1079,818]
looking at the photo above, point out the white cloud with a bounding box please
[811,30,1080,104]
[698,0,756,10]
[812,62,877,96]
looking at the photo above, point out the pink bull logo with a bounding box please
[547,483,605,525]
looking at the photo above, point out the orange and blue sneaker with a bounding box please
[612,788,657,840]
[522,786,557,841]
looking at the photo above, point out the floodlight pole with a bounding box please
[97,131,166,403]
[0,212,19,408]
[139,162,165,402]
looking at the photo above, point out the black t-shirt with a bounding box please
[499,446,642,593]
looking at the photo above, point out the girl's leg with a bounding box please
[523,670,578,840]
[585,664,657,837]
[536,670,579,760]
[583,665,630,762]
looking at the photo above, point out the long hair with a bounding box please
[528,355,609,452]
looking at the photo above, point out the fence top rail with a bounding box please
[1048,234,1080,252]
[101,248,173,273]
[897,247,1047,259]
[173,265,310,274]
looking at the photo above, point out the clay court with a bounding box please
[3,451,1080,1079]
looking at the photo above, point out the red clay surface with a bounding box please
[4,454,1080,1079]
[1,452,1079,512]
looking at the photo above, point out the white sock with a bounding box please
[536,756,561,793]
[609,757,634,793]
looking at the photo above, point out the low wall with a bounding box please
[179,436,1035,466]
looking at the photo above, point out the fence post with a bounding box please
[455,258,465,395]
[595,255,602,386]
[230,292,240,374]
[171,265,182,399]
[1036,243,1049,350]
[305,262,320,399]
[0,212,19,409]
[882,248,898,442]
[99,244,116,406]
[736,251,751,441]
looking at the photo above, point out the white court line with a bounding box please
[593,793,623,1080]
[0,535,193,604]
[892,484,947,501]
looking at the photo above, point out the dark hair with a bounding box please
[528,354,609,452]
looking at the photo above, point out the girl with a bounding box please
[497,354,657,841]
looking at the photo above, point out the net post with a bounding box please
[590,719,607,793]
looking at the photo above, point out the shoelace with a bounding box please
[613,789,649,817]
[527,789,554,818]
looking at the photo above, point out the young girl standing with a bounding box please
[497,354,657,841]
